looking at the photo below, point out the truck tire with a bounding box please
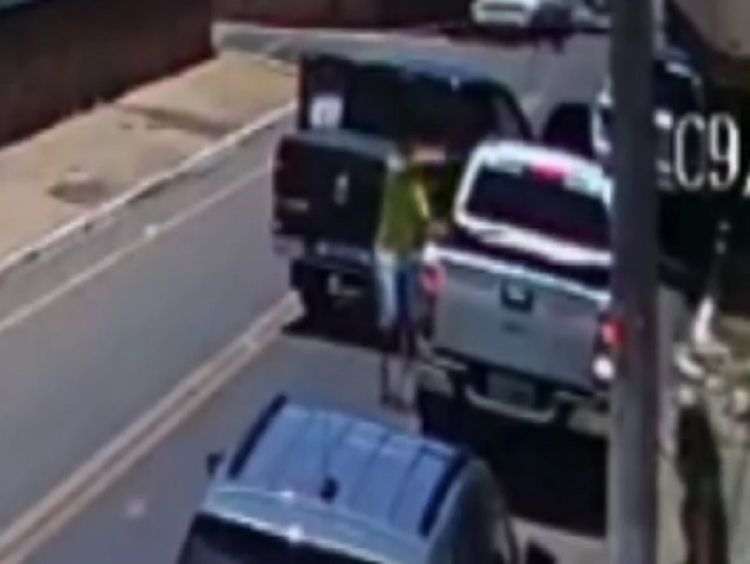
[297,271,330,325]
[418,371,469,444]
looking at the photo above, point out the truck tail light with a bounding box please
[600,317,624,351]
[592,314,623,385]
[529,163,568,184]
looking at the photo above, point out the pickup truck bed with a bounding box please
[425,228,610,394]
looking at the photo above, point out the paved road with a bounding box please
[0,28,642,564]
[0,116,292,533]
[29,327,607,564]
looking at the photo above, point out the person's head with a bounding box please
[403,142,446,168]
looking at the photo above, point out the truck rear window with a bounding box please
[346,71,494,147]
[465,168,610,250]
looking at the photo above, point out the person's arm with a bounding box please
[414,176,432,222]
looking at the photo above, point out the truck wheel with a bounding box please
[417,389,446,438]
[418,373,469,444]
[299,275,330,325]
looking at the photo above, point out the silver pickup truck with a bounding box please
[417,140,616,437]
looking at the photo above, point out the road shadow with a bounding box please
[283,295,386,354]
[540,102,594,159]
[466,412,607,538]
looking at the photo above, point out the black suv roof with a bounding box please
[303,48,511,90]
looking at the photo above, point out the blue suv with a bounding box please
[177,396,519,564]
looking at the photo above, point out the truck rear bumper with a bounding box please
[417,346,609,438]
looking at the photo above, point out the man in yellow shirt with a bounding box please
[375,144,441,409]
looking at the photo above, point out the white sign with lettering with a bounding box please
[309,93,343,129]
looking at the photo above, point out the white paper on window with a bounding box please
[309,94,344,129]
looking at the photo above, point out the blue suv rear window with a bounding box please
[178,515,383,564]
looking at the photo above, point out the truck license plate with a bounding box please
[502,281,534,312]
[487,374,536,408]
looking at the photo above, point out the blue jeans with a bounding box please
[374,250,418,333]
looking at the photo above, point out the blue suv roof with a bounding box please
[201,397,469,564]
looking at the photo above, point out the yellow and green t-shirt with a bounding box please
[376,168,433,258]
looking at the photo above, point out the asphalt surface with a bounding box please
[0,26,687,564]
[29,328,606,564]
[0,115,291,533]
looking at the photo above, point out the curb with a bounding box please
[0,101,296,289]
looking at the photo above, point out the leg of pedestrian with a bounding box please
[374,250,398,407]
[399,254,423,411]
[391,255,422,412]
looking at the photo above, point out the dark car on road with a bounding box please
[177,396,519,564]
[591,46,712,296]
[274,51,531,319]
[299,50,532,149]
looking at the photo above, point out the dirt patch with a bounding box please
[47,171,111,207]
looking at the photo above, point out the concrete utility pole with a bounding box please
[608,0,659,563]
[652,0,666,51]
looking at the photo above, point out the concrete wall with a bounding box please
[0,0,211,147]
[0,0,469,147]
[213,0,469,28]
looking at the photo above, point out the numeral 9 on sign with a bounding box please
[673,113,741,193]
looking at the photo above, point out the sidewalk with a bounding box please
[0,51,294,259]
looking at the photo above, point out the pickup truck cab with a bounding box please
[417,140,615,436]
[274,52,531,323]
[299,50,531,147]
[178,396,519,564]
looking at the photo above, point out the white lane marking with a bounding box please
[0,292,301,564]
[0,162,273,337]
[0,102,294,280]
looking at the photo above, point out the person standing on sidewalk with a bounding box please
[374,144,440,410]
[675,395,729,564]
